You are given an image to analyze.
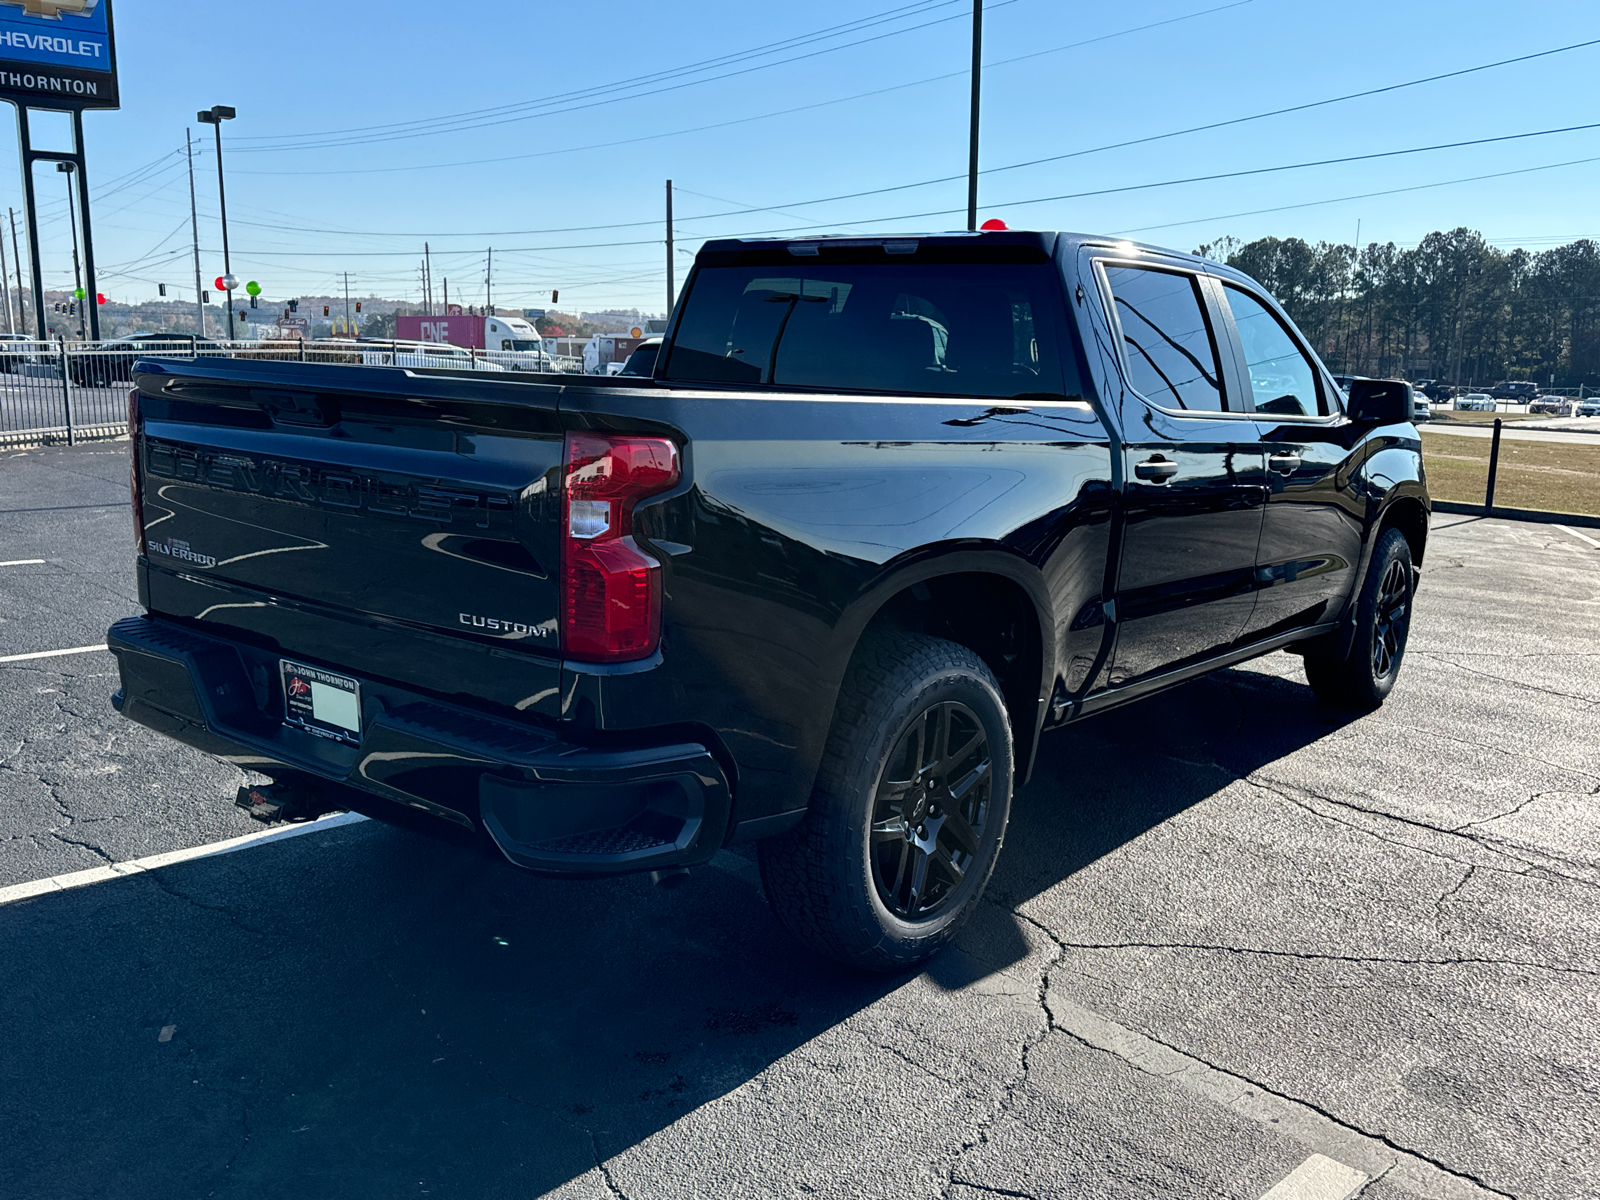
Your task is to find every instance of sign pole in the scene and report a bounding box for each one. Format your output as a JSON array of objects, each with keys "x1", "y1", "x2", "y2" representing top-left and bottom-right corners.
[
  {"x1": 72, "y1": 111, "x2": 99, "y2": 340},
  {"x1": 17, "y1": 107, "x2": 45, "y2": 342},
  {"x1": 0, "y1": 208, "x2": 13, "y2": 334},
  {"x1": 186, "y1": 128, "x2": 204, "y2": 338},
  {"x1": 9, "y1": 208, "x2": 25, "y2": 337}
]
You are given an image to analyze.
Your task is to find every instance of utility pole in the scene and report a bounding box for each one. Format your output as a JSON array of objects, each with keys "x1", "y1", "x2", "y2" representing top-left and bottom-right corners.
[
  {"x1": 665, "y1": 179, "x2": 675, "y2": 315},
  {"x1": 185, "y1": 129, "x2": 205, "y2": 338},
  {"x1": 967, "y1": 0, "x2": 982, "y2": 231},
  {"x1": 424, "y1": 242, "x2": 433, "y2": 315},
  {"x1": 0, "y1": 214, "x2": 13, "y2": 334},
  {"x1": 485, "y1": 247, "x2": 492, "y2": 315},
  {"x1": 9, "y1": 209, "x2": 26, "y2": 336},
  {"x1": 443, "y1": 277, "x2": 449, "y2": 314},
  {"x1": 343, "y1": 271, "x2": 351, "y2": 331}
]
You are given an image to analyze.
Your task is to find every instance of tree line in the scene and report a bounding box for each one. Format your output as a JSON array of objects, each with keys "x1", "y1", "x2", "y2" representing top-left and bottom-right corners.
[{"x1": 1195, "y1": 228, "x2": 1600, "y2": 389}]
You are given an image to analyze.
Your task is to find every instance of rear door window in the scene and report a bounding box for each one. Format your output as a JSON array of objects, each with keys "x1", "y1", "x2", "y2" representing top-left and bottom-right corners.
[
  {"x1": 663, "y1": 263, "x2": 1071, "y2": 400},
  {"x1": 1222, "y1": 285, "x2": 1328, "y2": 417},
  {"x1": 1100, "y1": 264, "x2": 1227, "y2": 413}
]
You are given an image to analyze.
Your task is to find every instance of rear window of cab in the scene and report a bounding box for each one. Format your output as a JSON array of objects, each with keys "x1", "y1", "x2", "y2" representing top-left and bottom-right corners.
[{"x1": 662, "y1": 262, "x2": 1079, "y2": 401}]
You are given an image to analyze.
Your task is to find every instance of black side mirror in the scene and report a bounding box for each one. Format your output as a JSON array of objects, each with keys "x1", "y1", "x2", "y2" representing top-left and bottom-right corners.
[{"x1": 1346, "y1": 378, "x2": 1413, "y2": 424}]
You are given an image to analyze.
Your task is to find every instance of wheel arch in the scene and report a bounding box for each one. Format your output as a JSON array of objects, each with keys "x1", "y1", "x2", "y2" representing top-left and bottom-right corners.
[{"x1": 827, "y1": 549, "x2": 1055, "y2": 787}]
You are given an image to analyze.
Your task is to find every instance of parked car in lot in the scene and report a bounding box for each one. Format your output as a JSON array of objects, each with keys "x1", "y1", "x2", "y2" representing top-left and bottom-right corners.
[
  {"x1": 1489, "y1": 380, "x2": 1537, "y2": 403},
  {"x1": 1576, "y1": 398, "x2": 1600, "y2": 417},
  {"x1": 110, "y1": 229, "x2": 1428, "y2": 971},
  {"x1": 0, "y1": 331, "x2": 40, "y2": 373},
  {"x1": 67, "y1": 333, "x2": 223, "y2": 386},
  {"x1": 1417, "y1": 380, "x2": 1456, "y2": 402},
  {"x1": 359, "y1": 340, "x2": 507, "y2": 372},
  {"x1": 1529, "y1": 397, "x2": 1574, "y2": 416},
  {"x1": 1455, "y1": 393, "x2": 1497, "y2": 411}
]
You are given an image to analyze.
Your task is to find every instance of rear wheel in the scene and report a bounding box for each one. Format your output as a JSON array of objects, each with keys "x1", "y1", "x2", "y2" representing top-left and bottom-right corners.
[
  {"x1": 1304, "y1": 526, "x2": 1415, "y2": 708},
  {"x1": 758, "y1": 633, "x2": 1013, "y2": 972}
]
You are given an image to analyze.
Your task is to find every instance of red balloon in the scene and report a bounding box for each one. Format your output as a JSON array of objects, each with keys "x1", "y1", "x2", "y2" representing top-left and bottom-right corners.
[
  {"x1": 96, "y1": 293, "x2": 106, "y2": 305},
  {"x1": 980, "y1": 218, "x2": 1009, "y2": 231},
  {"x1": 214, "y1": 276, "x2": 226, "y2": 291}
]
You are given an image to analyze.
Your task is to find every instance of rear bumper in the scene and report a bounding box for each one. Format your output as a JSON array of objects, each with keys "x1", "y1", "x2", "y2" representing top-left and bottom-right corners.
[{"x1": 107, "y1": 615, "x2": 732, "y2": 875}]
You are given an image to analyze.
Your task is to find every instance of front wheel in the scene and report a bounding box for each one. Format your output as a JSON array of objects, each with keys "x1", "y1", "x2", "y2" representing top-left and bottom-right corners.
[
  {"x1": 758, "y1": 633, "x2": 1013, "y2": 972},
  {"x1": 1304, "y1": 526, "x2": 1415, "y2": 708}
]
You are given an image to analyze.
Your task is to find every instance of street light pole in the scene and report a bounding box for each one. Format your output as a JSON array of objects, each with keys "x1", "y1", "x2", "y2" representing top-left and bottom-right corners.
[
  {"x1": 967, "y1": 0, "x2": 982, "y2": 231},
  {"x1": 57, "y1": 162, "x2": 84, "y2": 339},
  {"x1": 197, "y1": 106, "x2": 237, "y2": 339}
]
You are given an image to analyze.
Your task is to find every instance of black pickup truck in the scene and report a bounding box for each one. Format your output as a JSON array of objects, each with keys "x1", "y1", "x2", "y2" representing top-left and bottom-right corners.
[{"x1": 109, "y1": 230, "x2": 1427, "y2": 970}]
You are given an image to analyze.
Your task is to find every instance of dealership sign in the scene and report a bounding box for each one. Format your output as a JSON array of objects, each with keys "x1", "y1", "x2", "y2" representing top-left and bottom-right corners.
[{"x1": 0, "y1": 0, "x2": 117, "y2": 109}]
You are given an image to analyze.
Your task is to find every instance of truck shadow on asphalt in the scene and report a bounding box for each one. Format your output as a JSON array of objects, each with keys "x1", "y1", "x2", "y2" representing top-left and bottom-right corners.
[{"x1": 0, "y1": 664, "x2": 1355, "y2": 1200}]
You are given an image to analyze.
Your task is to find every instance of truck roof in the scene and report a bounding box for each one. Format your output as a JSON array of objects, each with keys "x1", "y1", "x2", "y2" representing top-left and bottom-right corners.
[{"x1": 694, "y1": 229, "x2": 1213, "y2": 270}]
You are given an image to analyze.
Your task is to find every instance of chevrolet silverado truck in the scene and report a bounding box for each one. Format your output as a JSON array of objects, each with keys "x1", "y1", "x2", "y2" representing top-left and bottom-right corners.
[{"x1": 108, "y1": 230, "x2": 1427, "y2": 971}]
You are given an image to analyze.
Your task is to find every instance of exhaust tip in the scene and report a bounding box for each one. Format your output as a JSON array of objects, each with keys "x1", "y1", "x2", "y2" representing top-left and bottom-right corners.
[{"x1": 649, "y1": 867, "x2": 692, "y2": 890}]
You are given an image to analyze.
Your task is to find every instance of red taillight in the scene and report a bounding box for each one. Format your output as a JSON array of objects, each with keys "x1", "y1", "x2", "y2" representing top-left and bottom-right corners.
[
  {"x1": 128, "y1": 388, "x2": 145, "y2": 556},
  {"x1": 561, "y1": 432, "x2": 679, "y2": 662}
]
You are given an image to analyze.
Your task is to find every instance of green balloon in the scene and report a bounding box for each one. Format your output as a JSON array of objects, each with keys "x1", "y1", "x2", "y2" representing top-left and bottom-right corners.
[
  {"x1": 245, "y1": 281, "x2": 261, "y2": 296},
  {"x1": 73, "y1": 287, "x2": 85, "y2": 299}
]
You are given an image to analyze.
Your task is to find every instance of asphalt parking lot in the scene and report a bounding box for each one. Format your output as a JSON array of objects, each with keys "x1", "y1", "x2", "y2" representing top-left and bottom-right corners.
[{"x1": 2, "y1": 441, "x2": 1597, "y2": 1200}]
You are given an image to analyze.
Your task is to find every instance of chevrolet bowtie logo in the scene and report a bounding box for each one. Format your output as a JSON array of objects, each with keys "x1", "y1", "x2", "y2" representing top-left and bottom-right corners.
[{"x1": 0, "y1": 0, "x2": 99, "y2": 18}]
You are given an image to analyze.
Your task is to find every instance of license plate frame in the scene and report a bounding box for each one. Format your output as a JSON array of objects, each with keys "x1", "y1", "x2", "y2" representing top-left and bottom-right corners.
[{"x1": 279, "y1": 660, "x2": 362, "y2": 744}]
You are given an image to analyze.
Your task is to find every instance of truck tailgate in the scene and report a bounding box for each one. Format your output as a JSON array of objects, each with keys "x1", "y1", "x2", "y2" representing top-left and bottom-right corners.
[{"x1": 133, "y1": 358, "x2": 567, "y2": 720}]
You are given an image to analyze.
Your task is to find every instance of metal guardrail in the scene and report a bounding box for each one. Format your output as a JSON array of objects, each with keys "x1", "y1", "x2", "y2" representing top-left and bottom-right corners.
[{"x1": 0, "y1": 337, "x2": 588, "y2": 448}]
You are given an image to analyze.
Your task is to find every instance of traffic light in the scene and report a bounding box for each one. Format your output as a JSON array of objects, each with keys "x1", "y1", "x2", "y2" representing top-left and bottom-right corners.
[
  {"x1": 355, "y1": 301, "x2": 361, "y2": 313},
  {"x1": 323, "y1": 305, "x2": 330, "y2": 317},
  {"x1": 288, "y1": 298, "x2": 298, "y2": 313},
  {"x1": 158, "y1": 283, "x2": 166, "y2": 297},
  {"x1": 551, "y1": 290, "x2": 559, "y2": 304},
  {"x1": 250, "y1": 295, "x2": 257, "y2": 309},
  {"x1": 202, "y1": 290, "x2": 210, "y2": 303}
]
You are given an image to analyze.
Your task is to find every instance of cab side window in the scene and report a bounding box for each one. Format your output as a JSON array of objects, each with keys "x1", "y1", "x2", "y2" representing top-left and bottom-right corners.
[
  {"x1": 1101, "y1": 264, "x2": 1226, "y2": 413},
  {"x1": 1224, "y1": 285, "x2": 1327, "y2": 417}
]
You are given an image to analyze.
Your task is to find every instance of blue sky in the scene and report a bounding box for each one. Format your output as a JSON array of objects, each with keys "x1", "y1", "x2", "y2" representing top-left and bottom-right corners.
[{"x1": 7, "y1": 0, "x2": 1597, "y2": 315}]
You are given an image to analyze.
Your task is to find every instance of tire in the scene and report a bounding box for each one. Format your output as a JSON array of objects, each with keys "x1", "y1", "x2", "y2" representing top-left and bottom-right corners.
[
  {"x1": 758, "y1": 632, "x2": 1014, "y2": 972},
  {"x1": 1304, "y1": 526, "x2": 1415, "y2": 708}
]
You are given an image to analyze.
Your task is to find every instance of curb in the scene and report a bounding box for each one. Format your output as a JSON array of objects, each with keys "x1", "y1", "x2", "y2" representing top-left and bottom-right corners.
[{"x1": 1431, "y1": 500, "x2": 1600, "y2": 529}]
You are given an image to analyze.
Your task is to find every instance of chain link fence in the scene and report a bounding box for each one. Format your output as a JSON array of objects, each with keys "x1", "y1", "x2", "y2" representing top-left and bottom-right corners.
[{"x1": 0, "y1": 337, "x2": 587, "y2": 449}]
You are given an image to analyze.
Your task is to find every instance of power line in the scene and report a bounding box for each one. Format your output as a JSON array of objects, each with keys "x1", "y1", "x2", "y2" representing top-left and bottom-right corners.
[
  {"x1": 229, "y1": 0, "x2": 1259, "y2": 179},
  {"x1": 1117, "y1": 155, "x2": 1600, "y2": 238},
  {"x1": 192, "y1": 118, "x2": 1600, "y2": 260},
  {"x1": 229, "y1": 1, "x2": 960, "y2": 148},
  {"x1": 213, "y1": 33, "x2": 1600, "y2": 241},
  {"x1": 231, "y1": 1, "x2": 1019, "y2": 155}
]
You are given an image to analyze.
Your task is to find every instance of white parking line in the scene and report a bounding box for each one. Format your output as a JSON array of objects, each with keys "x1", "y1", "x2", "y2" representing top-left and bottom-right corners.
[
  {"x1": 0, "y1": 558, "x2": 45, "y2": 566},
  {"x1": 0, "y1": 811, "x2": 369, "y2": 907},
  {"x1": 0, "y1": 644, "x2": 108, "y2": 664},
  {"x1": 1260, "y1": 1154, "x2": 1368, "y2": 1200},
  {"x1": 1555, "y1": 524, "x2": 1600, "y2": 549}
]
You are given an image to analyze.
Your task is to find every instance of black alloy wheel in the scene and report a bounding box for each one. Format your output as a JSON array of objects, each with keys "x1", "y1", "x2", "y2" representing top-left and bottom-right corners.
[
  {"x1": 758, "y1": 632, "x2": 1014, "y2": 972},
  {"x1": 1303, "y1": 525, "x2": 1415, "y2": 708},
  {"x1": 870, "y1": 700, "x2": 992, "y2": 920},
  {"x1": 1370, "y1": 556, "x2": 1411, "y2": 683}
]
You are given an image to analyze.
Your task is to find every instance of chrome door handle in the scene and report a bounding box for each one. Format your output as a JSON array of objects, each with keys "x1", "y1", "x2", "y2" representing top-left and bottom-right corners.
[
  {"x1": 1269, "y1": 453, "x2": 1301, "y2": 475},
  {"x1": 1134, "y1": 456, "x2": 1179, "y2": 482}
]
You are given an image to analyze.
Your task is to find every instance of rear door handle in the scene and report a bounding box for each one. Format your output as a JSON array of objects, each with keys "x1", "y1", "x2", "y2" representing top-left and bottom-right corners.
[
  {"x1": 1134, "y1": 456, "x2": 1179, "y2": 482},
  {"x1": 1269, "y1": 453, "x2": 1301, "y2": 475}
]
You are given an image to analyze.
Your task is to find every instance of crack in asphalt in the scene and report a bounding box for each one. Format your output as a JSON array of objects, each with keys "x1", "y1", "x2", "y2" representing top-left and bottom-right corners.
[
  {"x1": 1251, "y1": 779, "x2": 1600, "y2": 892},
  {"x1": 1412, "y1": 650, "x2": 1597, "y2": 705},
  {"x1": 1435, "y1": 864, "x2": 1476, "y2": 941},
  {"x1": 1052, "y1": 939, "x2": 1598, "y2": 979},
  {"x1": 940, "y1": 912, "x2": 1061, "y2": 1200},
  {"x1": 995, "y1": 910, "x2": 1519, "y2": 1200},
  {"x1": 140, "y1": 870, "x2": 274, "y2": 937}
]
